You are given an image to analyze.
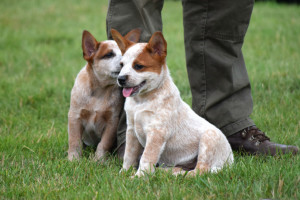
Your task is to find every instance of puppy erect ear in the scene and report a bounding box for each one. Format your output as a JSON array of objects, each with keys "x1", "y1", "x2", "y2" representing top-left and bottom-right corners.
[
  {"x1": 82, "y1": 30, "x2": 99, "y2": 61},
  {"x1": 111, "y1": 29, "x2": 132, "y2": 55},
  {"x1": 147, "y1": 32, "x2": 167, "y2": 60},
  {"x1": 124, "y1": 29, "x2": 141, "y2": 43}
]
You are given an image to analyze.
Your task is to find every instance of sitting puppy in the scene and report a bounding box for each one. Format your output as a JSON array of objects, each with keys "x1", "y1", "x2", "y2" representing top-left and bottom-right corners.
[
  {"x1": 68, "y1": 30, "x2": 140, "y2": 161},
  {"x1": 111, "y1": 29, "x2": 234, "y2": 176}
]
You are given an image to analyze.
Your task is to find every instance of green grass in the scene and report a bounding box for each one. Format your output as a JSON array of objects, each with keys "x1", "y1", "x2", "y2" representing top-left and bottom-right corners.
[{"x1": 0, "y1": 0, "x2": 299, "y2": 199}]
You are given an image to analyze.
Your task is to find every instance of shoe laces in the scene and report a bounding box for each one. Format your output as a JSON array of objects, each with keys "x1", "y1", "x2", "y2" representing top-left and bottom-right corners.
[{"x1": 241, "y1": 126, "x2": 270, "y2": 144}]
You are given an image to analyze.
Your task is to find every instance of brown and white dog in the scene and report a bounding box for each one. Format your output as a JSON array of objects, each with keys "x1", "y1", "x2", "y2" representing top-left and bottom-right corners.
[
  {"x1": 111, "y1": 29, "x2": 234, "y2": 176},
  {"x1": 67, "y1": 30, "x2": 140, "y2": 161}
]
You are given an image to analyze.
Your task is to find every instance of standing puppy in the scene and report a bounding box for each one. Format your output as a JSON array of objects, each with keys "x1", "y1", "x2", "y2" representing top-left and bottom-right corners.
[
  {"x1": 68, "y1": 30, "x2": 140, "y2": 161},
  {"x1": 111, "y1": 29, "x2": 234, "y2": 176}
]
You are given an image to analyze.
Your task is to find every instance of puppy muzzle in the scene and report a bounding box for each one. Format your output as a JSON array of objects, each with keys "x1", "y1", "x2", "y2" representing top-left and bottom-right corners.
[{"x1": 117, "y1": 75, "x2": 128, "y2": 86}]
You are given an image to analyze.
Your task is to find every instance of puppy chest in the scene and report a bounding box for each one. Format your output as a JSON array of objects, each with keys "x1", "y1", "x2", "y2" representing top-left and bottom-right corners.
[
  {"x1": 133, "y1": 119, "x2": 147, "y2": 147},
  {"x1": 128, "y1": 107, "x2": 162, "y2": 145},
  {"x1": 132, "y1": 113, "x2": 160, "y2": 147},
  {"x1": 80, "y1": 108, "x2": 112, "y2": 145},
  {"x1": 134, "y1": 115, "x2": 147, "y2": 147}
]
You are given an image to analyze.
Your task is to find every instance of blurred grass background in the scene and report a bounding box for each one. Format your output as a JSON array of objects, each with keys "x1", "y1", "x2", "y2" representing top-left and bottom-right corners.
[{"x1": 0, "y1": 0, "x2": 299, "y2": 199}]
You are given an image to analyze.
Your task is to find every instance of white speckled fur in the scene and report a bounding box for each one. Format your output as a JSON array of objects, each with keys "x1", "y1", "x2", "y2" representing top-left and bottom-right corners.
[{"x1": 116, "y1": 32, "x2": 234, "y2": 177}]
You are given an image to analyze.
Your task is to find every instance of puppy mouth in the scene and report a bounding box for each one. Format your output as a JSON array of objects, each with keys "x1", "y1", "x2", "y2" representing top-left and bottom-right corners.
[{"x1": 122, "y1": 81, "x2": 146, "y2": 98}]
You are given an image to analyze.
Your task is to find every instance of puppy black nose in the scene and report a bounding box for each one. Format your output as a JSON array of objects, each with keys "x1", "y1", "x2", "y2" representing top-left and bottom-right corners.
[{"x1": 118, "y1": 75, "x2": 127, "y2": 86}]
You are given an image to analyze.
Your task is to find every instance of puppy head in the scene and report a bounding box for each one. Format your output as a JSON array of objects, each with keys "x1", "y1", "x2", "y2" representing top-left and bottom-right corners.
[
  {"x1": 82, "y1": 30, "x2": 122, "y2": 79},
  {"x1": 82, "y1": 30, "x2": 140, "y2": 80},
  {"x1": 111, "y1": 29, "x2": 167, "y2": 98}
]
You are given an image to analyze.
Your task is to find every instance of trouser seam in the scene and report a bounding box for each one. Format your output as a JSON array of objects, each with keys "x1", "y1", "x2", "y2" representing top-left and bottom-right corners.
[{"x1": 198, "y1": 0, "x2": 208, "y2": 116}]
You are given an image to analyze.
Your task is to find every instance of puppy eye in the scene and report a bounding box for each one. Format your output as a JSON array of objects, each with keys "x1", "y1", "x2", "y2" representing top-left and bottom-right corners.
[
  {"x1": 120, "y1": 62, "x2": 124, "y2": 68},
  {"x1": 102, "y1": 51, "x2": 115, "y2": 59},
  {"x1": 133, "y1": 64, "x2": 145, "y2": 70}
]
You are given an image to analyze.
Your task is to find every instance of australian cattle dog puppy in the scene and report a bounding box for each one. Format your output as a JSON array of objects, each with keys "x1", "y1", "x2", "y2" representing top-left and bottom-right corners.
[
  {"x1": 68, "y1": 30, "x2": 140, "y2": 161},
  {"x1": 111, "y1": 29, "x2": 234, "y2": 176}
]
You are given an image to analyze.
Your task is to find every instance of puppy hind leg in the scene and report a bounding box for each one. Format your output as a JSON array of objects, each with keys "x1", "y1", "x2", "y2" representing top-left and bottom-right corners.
[
  {"x1": 187, "y1": 130, "x2": 219, "y2": 176},
  {"x1": 186, "y1": 162, "x2": 210, "y2": 177}
]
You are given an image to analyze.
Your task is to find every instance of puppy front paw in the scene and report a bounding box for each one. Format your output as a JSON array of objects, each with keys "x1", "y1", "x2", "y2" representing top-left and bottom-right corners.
[
  {"x1": 93, "y1": 150, "x2": 108, "y2": 163},
  {"x1": 134, "y1": 169, "x2": 145, "y2": 177},
  {"x1": 119, "y1": 167, "x2": 128, "y2": 174},
  {"x1": 68, "y1": 151, "x2": 80, "y2": 161}
]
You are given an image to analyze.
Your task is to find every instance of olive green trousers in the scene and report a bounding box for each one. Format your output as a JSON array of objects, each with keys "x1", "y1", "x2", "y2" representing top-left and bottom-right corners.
[{"x1": 106, "y1": 0, "x2": 255, "y2": 148}]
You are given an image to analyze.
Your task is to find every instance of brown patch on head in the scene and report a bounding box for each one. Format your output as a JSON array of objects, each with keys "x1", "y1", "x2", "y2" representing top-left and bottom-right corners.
[
  {"x1": 132, "y1": 32, "x2": 167, "y2": 74},
  {"x1": 94, "y1": 43, "x2": 113, "y2": 60},
  {"x1": 133, "y1": 46, "x2": 165, "y2": 74}
]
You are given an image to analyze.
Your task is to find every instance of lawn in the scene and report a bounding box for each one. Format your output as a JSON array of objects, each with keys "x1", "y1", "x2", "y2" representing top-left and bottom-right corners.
[{"x1": 0, "y1": 0, "x2": 299, "y2": 199}]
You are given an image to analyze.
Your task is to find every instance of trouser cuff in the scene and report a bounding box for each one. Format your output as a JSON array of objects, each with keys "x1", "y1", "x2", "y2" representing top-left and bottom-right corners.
[{"x1": 220, "y1": 117, "x2": 255, "y2": 137}]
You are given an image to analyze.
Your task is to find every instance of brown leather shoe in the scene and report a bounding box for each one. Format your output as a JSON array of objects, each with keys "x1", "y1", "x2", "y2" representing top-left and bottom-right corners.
[{"x1": 227, "y1": 126, "x2": 299, "y2": 156}]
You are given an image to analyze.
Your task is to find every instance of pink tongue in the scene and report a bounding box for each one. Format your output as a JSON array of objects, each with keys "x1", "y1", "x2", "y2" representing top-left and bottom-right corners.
[{"x1": 122, "y1": 88, "x2": 134, "y2": 97}]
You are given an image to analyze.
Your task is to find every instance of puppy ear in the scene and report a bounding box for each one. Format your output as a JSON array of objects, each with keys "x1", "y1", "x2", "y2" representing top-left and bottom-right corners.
[
  {"x1": 147, "y1": 32, "x2": 167, "y2": 59},
  {"x1": 124, "y1": 28, "x2": 141, "y2": 43},
  {"x1": 111, "y1": 29, "x2": 132, "y2": 55},
  {"x1": 82, "y1": 30, "x2": 99, "y2": 61}
]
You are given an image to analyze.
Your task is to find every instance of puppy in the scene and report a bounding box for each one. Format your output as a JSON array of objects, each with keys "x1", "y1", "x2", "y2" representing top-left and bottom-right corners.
[
  {"x1": 111, "y1": 29, "x2": 234, "y2": 176},
  {"x1": 68, "y1": 30, "x2": 140, "y2": 161}
]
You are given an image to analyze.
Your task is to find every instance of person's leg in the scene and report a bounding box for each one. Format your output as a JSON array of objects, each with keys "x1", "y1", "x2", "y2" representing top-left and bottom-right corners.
[
  {"x1": 182, "y1": 0, "x2": 254, "y2": 136},
  {"x1": 181, "y1": 0, "x2": 298, "y2": 155},
  {"x1": 106, "y1": 0, "x2": 164, "y2": 158}
]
